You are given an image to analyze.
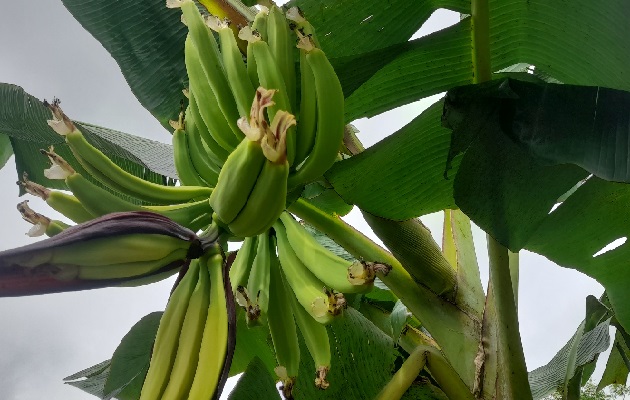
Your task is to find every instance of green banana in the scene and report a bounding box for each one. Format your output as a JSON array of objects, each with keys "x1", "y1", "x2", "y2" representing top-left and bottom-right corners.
[
  {"x1": 227, "y1": 159, "x2": 288, "y2": 237},
  {"x1": 185, "y1": 36, "x2": 240, "y2": 152},
  {"x1": 187, "y1": 90, "x2": 230, "y2": 165},
  {"x1": 267, "y1": 5, "x2": 296, "y2": 111},
  {"x1": 280, "y1": 213, "x2": 387, "y2": 293},
  {"x1": 287, "y1": 277, "x2": 331, "y2": 390},
  {"x1": 229, "y1": 235, "x2": 258, "y2": 293},
  {"x1": 171, "y1": 112, "x2": 208, "y2": 187},
  {"x1": 267, "y1": 234, "x2": 300, "y2": 398},
  {"x1": 244, "y1": 231, "x2": 271, "y2": 323},
  {"x1": 287, "y1": 35, "x2": 344, "y2": 188},
  {"x1": 246, "y1": 7, "x2": 269, "y2": 88},
  {"x1": 48, "y1": 234, "x2": 192, "y2": 268},
  {"x1": 61, "y1": 131, "x2": 211, "y2": 204},
  {"x1": 274, "y1": 221, "x2": 346, "y2": 324},
  {"x1": 293, "y1": 40, "x2": 317, "y2": 167},
  {"x1": 77, "y1": 247, "x2": 190, "y2": 280},
  {"x1": 209, "y1": 138, "x2": 265, "y2": 224},
  {"x1": 242, "y1": 30, "x2": 291, "y2": 116},
  {"x1": 226, "y1": 110, "x2": 296, "y2": 237},
  {"x1": 188, "y1": 253, "x2": 228, "y2": 399},
  {"x1": 184, "y1": 103, "x2": 221, "y2": 185},
  {"x1": 177, "y1": 0, "x2": 243, "y2": 144},
  {"x1": 140, "y1": 259, "x2": 200, "y2": 400},
  {"x1": 207, "y1": 16, "x2": 256, "y2": 118},
  {"x1": 64, "y1": 171, "x2": 212, "y2": 231},
  {"x1": 19, "y1": 174, "x2": 94, "y2": 223},
  {"x1": 160, "y1": 256, "x2": 210, "y2": 399}
]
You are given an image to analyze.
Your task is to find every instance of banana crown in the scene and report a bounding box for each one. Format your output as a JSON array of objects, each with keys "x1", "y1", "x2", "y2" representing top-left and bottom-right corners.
[
  {"x1": 41, "y1": 146, "x2": 74, "y2": 180},
  {"x1": 17, "y1": 200, "x2": 50, "y2": 237}
]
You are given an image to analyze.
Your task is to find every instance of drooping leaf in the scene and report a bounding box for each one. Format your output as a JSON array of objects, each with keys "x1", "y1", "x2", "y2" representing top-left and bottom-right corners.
[
  {"x1": 227, "y1": 357, "x2": 281, "y2": 400},
  {"x1": 103, "y1": 312, "x2": 163, "y2": 399},
  {"x1": 527, "y1": 297, "x2": 611, "y2": 400},
  {"x1": 64, "y1": 360, "x2": 111, "y2": 398},
  {"x1": 598, "y1": 331, "x2": 630, "y2": 391},
  {"x1": 526, "y1": 177, "x2": 630, "y2": 333},
  {"x1": 328, "y1": 101, "x2": 459, "y2": 220},
  {"x1": 0, "y1": 133, "x2": 13, "y2": 169},
  {"x1": 0, "y1": 83, "x2": 175, "y2": 195},
  {"x1": 293, "y1": 308, "x2": 398, "y2": 400},
  {"x1": 443, "y1": 80, "x2": 589, "y2": 251},
  {"x1": 445, "y1": 79, "x2": 630, "y2": 183},
  {"x1": 60, "y1": 0, "x2": 187, "y2": 128}
]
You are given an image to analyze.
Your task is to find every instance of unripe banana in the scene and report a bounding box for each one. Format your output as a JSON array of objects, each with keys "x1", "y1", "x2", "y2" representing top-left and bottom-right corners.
[
  {"x1": 227, "y1": 159, "x2": 289, "y2": 237},
  {"x1": 64, "y1": 171, "x2": 212, "y2": 231},
  {"x1": 273, "y1": 221, "x2": 346, "y2": 324},
  {"x1": 183, "y1": 106, "x2": 220, "y2": 186},
  {"x1": 18, "y1": 175, "x2": 94, "y2": 223},
  {"x1": 293, "y1": 43, "x2": 317, "y2": 167},
  {"x1": 160, "y1": 256, "x2": 210, "y2": 399},
  {"x1": 247, "y1": 7, "x2": 269, "y2": 88},
  {"x1": 287, "y1": 278, "x2": 331, "y2": 390},
  {"x1": 188, "y1": 253, "x2": 229, "y2": 399},
  {"x1": 267, "y1": 234, "x2": 300, "y2": 398},
  {"x1": 209, "y1": 138, "x2": 265, "y2": 224},
  {"x1": 239, "y1": 27, "x2": 296, "y2": 165},
  {"x1": 187, "y1": 86, "x2": 231, "y2": 163},
  {"x1": 227, "y1": 109, "x2": 296, "y2": 237},
  {"x1": 267, "y1": 5, "x2": 296, "y2": 111},
  {"x1": 280, "y1": 213, "x2": 389, "y2": 293},
  {"x1": 229, "y1": 235, "x2": 258, "y2": 293},
  {"x1": 176, "y1": 1, "x2": 243, "y2": 143},
  {"x1": 171, "y1": 112, "x2": 208, "y2": 187},
  {"x1": 62, "y1": 131, "x2": 211, "y2": 204},
  {"x1": 76, "y1": 247, "x2": 189, "y2": 280},
  {"x1": 184, "y1": 35, "x2": 241, "y2": 152},
  {"x1": 244, "y1": 231, "x2": 271, "y2": 323},
  {"x1": 140, "y1": 259, "x2": 200, "y2": 400},
  {"x1": 207, "y1": 16, "x2": 256, "y2": 118},
  {"x1": 49, "y1": 234, "x2": 192, "y2": 267},
  {"x1": 287, "y1": 36, "x2": 344, "y2": 188}
]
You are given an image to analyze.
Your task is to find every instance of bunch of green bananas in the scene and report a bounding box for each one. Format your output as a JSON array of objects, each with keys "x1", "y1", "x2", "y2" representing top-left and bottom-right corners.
[
  {"x1": 229, "y1": 213, "x2": 391, "y2": 397},
  {"x1": 140, "y1": 250, "x2": 234, "y2": 400},
  {"x1": 164, "y1": 0, "x2": 344, "y2": 237}
]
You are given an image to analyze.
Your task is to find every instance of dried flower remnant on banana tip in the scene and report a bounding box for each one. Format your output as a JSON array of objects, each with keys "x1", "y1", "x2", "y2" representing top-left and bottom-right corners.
[
  {"x1": 348, "y1": 260, "x2": 392, "y2": 285},
  {"x1": 17, "y1": 200, "x2": 51, "y2": 237},
  {"x1": 40, "y1": 147, "x2": 75, "y2": 180},
  {"x1": 44, "y1": 98, "x2": 78, "y2": 136},
  {"x1": 18, "y1": 173, "x2": 51, "y2": 200},
  {"x1": 237, "y1": 86, "x2": 278, "y2": 143}
]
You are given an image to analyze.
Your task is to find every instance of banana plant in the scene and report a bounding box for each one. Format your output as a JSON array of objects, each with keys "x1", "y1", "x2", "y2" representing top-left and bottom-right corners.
[{"x1": 0, "y1": 0, "x2": 629, "y2": 399}]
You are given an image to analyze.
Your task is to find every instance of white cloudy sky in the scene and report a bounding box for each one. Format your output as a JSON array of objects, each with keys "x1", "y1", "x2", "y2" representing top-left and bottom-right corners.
[{"x1": 0, "y1": 2, "x2": 610, "y2": 399}]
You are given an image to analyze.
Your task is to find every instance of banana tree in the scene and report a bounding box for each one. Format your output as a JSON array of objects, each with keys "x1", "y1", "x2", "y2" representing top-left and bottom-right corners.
[{"x1": 0, "y1": 0, "x2": 629, "y2": 399}]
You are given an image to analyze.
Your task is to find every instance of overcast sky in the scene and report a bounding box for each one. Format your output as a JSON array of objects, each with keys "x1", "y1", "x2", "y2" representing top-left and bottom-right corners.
[{"x1": 0, "y1": 2, "x2": 610, "y2": 399}]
